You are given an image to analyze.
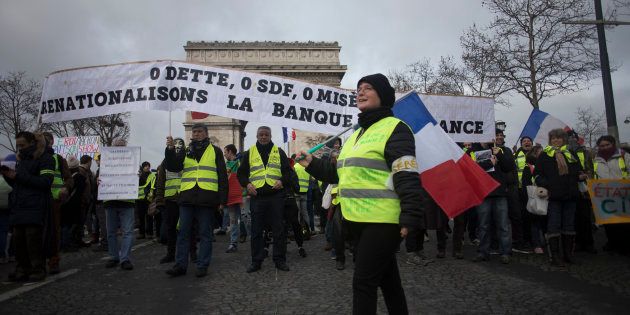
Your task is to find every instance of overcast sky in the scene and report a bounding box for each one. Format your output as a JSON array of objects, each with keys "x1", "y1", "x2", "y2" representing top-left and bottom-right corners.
[{"x1": 1, "y1": 0, "x2": 629, "y2": 164}]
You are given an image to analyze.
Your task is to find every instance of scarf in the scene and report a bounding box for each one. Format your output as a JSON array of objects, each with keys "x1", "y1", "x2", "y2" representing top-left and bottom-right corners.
[
  {"x1": 186, "y1": 138, "x2": 210, "y2": 159},
  {"x1": 357, "y1": 107, "x2": 393, "y2": 129},
  {"x1": 544, "y1": 145, "x2": 574, "y2": 176},
  {"x1": 597, "y1": 147, "x2": 617, "y2": 162}
]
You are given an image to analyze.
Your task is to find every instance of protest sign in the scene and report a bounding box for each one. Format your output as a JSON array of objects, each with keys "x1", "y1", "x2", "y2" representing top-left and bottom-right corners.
[
  {"x1": 587, "y1": 179, "x2": 630, "y2": 225},
  {"x1": 40, "y1": 61, "x2": 495, "y2": 141},
  {"x1": 97, "y1": 146, "x2": 140, "y2": 201},
  {"x1": 52, "y1": 136, "x2": 101, "y2": 160}
]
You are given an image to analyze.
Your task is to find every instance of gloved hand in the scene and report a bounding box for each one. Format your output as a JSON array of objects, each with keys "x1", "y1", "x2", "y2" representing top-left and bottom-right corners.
[{"x1": 536, "y1": 187, "x2": 548, "y2": 199}]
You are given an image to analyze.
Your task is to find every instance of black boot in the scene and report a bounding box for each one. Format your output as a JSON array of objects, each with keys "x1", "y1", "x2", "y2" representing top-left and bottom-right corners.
[
  {"x1": 562, "y1": 234, "x2": 577, "y2": 265},
  {"x1": 547, "y1": 235, "x2": 565, "y2": 267}
]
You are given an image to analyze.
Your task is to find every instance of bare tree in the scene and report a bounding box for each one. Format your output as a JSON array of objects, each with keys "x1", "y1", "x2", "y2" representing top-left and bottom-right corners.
[
  {"x1": 388, "y1": 57, "x2": 468, "y2": 95},
  {"x1": 460, "y1": 24, "x2": 511, "y2": 105},
  {"x1": 87, "y1": 113, "x2": 130, "y2": 146},
  {"x1": 462, "y1": 0, "x2": 618, "y2": 108},
  {"x1": 428, "y1": 56, "x2": 466, "y2": 95},
  {"x1": 575, "y1": 106, "x2": 606, "y2": 148},
  {"x1": 0, "y1": 72, "x2": 40, "y2": 152}
]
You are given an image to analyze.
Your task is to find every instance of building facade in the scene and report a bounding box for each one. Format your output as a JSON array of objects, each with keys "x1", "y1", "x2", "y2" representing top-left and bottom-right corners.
[{"x1": 183, "y1": 41, "x2": 347, "y2": 154}]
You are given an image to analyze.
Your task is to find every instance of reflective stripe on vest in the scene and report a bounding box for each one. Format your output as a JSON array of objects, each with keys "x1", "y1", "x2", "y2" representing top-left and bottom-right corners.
[
  {"x1": 594, "y1": 158, "x2": 628, "y2": 179},
  {"x1": 180, "y1": 145, "x2": 219, "y2": 192},
  {"x1": 294, "y1": 164, "x2": 310, "y2": 193},
  {"x1": 51, "y1": 154, "x2": 64, "y2": 200},
  {"x1": 516, "y1": 150, "x2": 526, "y2": 188},
  {"x1": 249, "y1": 144, "x2": 282, "y2": 189},
  {"x1": 337, "y1": 116, "x2": 402, "y2": 224},
  {"x1": 138, "y1": 172, "x2": 155, "y2": 199}
]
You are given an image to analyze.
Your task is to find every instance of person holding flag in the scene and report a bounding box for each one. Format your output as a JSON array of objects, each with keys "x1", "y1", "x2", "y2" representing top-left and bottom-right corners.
[{"x1": 298, "y1": 73, "x2": 423, "y2": 315}]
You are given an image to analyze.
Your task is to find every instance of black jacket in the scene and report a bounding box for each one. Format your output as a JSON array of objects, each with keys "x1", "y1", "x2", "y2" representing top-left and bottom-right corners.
[
  {"x1": 304, "y1": 107, "x2": 424, "y2": 229},
  {"x1": 534, "y1": 150, "x2": 581, "y2": 201},
  {"x1": 476, "y1": 147, "x2": 514, "y2": 197},
  {"x1": 4, "y1": 133, "x2": 54, "y2": 226},
  {"x1": 165, "y1": 140, "x2": 228, "y2": 207},
  {"x1": 237, "y1": 141, "x2": 291, "y2": 197}
]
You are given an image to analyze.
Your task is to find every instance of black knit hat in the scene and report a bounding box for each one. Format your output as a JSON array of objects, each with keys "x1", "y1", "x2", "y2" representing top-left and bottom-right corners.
[{"x1": 357, "y1": 73, "x2": 396, "y2": 108}]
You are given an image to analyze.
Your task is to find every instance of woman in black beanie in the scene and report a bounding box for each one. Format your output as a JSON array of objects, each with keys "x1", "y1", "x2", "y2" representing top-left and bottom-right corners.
[{"x1": 298, "y1": 73, "x2": 423, "y2": 314}]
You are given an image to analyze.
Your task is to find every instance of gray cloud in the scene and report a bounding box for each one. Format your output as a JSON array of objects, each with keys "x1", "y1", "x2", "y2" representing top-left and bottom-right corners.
[{"x1": 1, "y1": 0, "x2": 628, "y2": 162}]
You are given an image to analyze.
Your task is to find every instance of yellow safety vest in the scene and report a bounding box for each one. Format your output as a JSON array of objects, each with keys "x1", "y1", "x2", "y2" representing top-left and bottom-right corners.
[
  {"x1": 51, "y1": 154, "x2": 64, "y2": 200},
  {"x1": 594, "y1": 158, "x2": 628, "y2": 179},
  {"x1": 294, "y1": 164, "x2": 310, "y2": 193},
  {"x1": 331, "y1": 185, "x2": 340, "y2": 206},
  {"x1": 164, "y1": 170, "x2": 182, "y2": 198},
  {"x1": 577, "y1": 151, "x2": 585, "y2": 170},
  {"x1": 337, "y1": 116, "x2": 403, "y2": 224},
  {"x1": 249, "y1": 144, "x2": 282, "y2": 188},
  {"x1": 464, "y1": 148, "x2": 476, "y2": 161},
  {"x1": 516, "y1": 150, "x2": 526, "y2": 187},
  {"x1": 180, "y1": 145, "x2": 219, "y2": 192},
  {"x1": 138, "y1": 172, "x2": 155, "y2": 200}
]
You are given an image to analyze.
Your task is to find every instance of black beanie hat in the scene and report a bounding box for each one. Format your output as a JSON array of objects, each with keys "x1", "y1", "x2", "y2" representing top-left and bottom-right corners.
[
  {"x1": 520, "y1": 136, "x2": 533, "y2": 144},
  {"x1": 357, "y1": 73, "x2": 396, "y2": 108}
]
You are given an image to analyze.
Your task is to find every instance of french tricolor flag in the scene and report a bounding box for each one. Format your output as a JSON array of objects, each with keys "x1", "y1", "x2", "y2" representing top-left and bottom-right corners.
[
  {"x1": 282, "y1": 127, "x2": 296, "y2": 143},
  {"x1": 519, "y1": 108, "x2": 572, "y2": 146},
  {"x1": 393, "y1": 92, "x2": 499, "y2": 218}
]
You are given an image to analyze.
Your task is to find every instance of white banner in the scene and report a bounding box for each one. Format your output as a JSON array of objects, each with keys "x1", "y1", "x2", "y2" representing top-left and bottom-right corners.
[
  {"x1": 402, "y1": 93, "x2": 495, "y2": 143},
  {"x1": 52, "y1": 136, "x2": 101, "y2": 160},
  {"x1": 97, "y1": 146, "x2": 140, "y2": 201},
  {"x1": 40, "y1": 60, "x2": 359, "y2": 135},
  {"x1": 40, "y1": 60, "x2": 494, "y2": 140}
]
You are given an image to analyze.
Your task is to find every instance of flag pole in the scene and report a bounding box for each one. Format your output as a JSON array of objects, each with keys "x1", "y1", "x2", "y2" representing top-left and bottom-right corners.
[
  {"x1": 295, "y1": 124, "x2": 358, "y2": 161},
  {"x1": 168, "y1": 103, "x2": 172, "y2": 137}
]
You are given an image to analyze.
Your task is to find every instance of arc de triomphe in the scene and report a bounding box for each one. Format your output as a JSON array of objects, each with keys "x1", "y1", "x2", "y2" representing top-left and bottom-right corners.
[{"x1": 183, "y1": 41, "x2": 347, "y2": 155}]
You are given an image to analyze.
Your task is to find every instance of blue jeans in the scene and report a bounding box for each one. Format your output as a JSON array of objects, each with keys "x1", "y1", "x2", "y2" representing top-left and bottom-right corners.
[
  {"x1": 176, "y1": 205, "x2": 214, "y2": 270},
  {"x1": 477, "y1": 197, "x2": 511, "y2": 256},
  {"x1": 106, "y1": 206, "x2": 135, "y2": 263},
  {"x1": 547, "y1": 200, "x2": 576, "y2": 236},
  {"x1": 220, "y1": 209, "x2": 229, "y2": 232},
  {"x1": 227, "y1": 204, "x2": 241, "y2": 245}
]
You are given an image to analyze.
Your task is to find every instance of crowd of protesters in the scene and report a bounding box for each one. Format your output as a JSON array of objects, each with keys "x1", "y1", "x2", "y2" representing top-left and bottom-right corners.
[{"x1": 0, "y1": 75, "x2": 628, "y2": 314}]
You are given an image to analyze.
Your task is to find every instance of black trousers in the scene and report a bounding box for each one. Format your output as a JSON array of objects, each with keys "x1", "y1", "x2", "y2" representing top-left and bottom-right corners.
[
  {"x1": 164, "y1": 200, "x2": 197, "y2": 258},
  {"x1": 349, "y1": 222, "x2": 407, "y2": 315},
  {"x1": 251, "y1": 193, "x2": 286, "y2": 264},
  {"x1": 575, "y1": 195, "x2": 594, "y2": 249},
  {"x1": 452, "y1": 212, "x2": 467, "y2": 253},
  {"x1": 136, "y1": 201, "x2": 154, "y2": 236},
  {"x1": 331, "y1": 204, "x2": 347, "y2": 263},
  {"x1": 284, "y1": 197, "x2": 303, "y2": 248},
  {"x1": 507, "y1": 185, "x2": 524, "y2": 246},
  {"x1": 14, "y1": 224, "x2": 45, "y2": 275}
]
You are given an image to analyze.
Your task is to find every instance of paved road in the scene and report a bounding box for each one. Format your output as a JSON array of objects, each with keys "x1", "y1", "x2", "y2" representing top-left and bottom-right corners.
[{"x1": 0, "y1": 229, "x2": 628, "y2": 314}]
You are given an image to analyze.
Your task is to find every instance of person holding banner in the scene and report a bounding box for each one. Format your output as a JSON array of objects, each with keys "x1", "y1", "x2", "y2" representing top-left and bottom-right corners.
[
  {"x1": 593, "y1": 135, "x2": 630, "y2": 255},
  {"x1": 298, "y1": 73, "x2": 423, "y2": 315},
  {"x1": 238, "y1": 126, "x2": 292, "y2": 273},
  {"x1": 165, "y1": 124, "x2": 228, "y2": 278},
  {"x1": 534, "y1": 129, "x2": 585, "y2": 266}
]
